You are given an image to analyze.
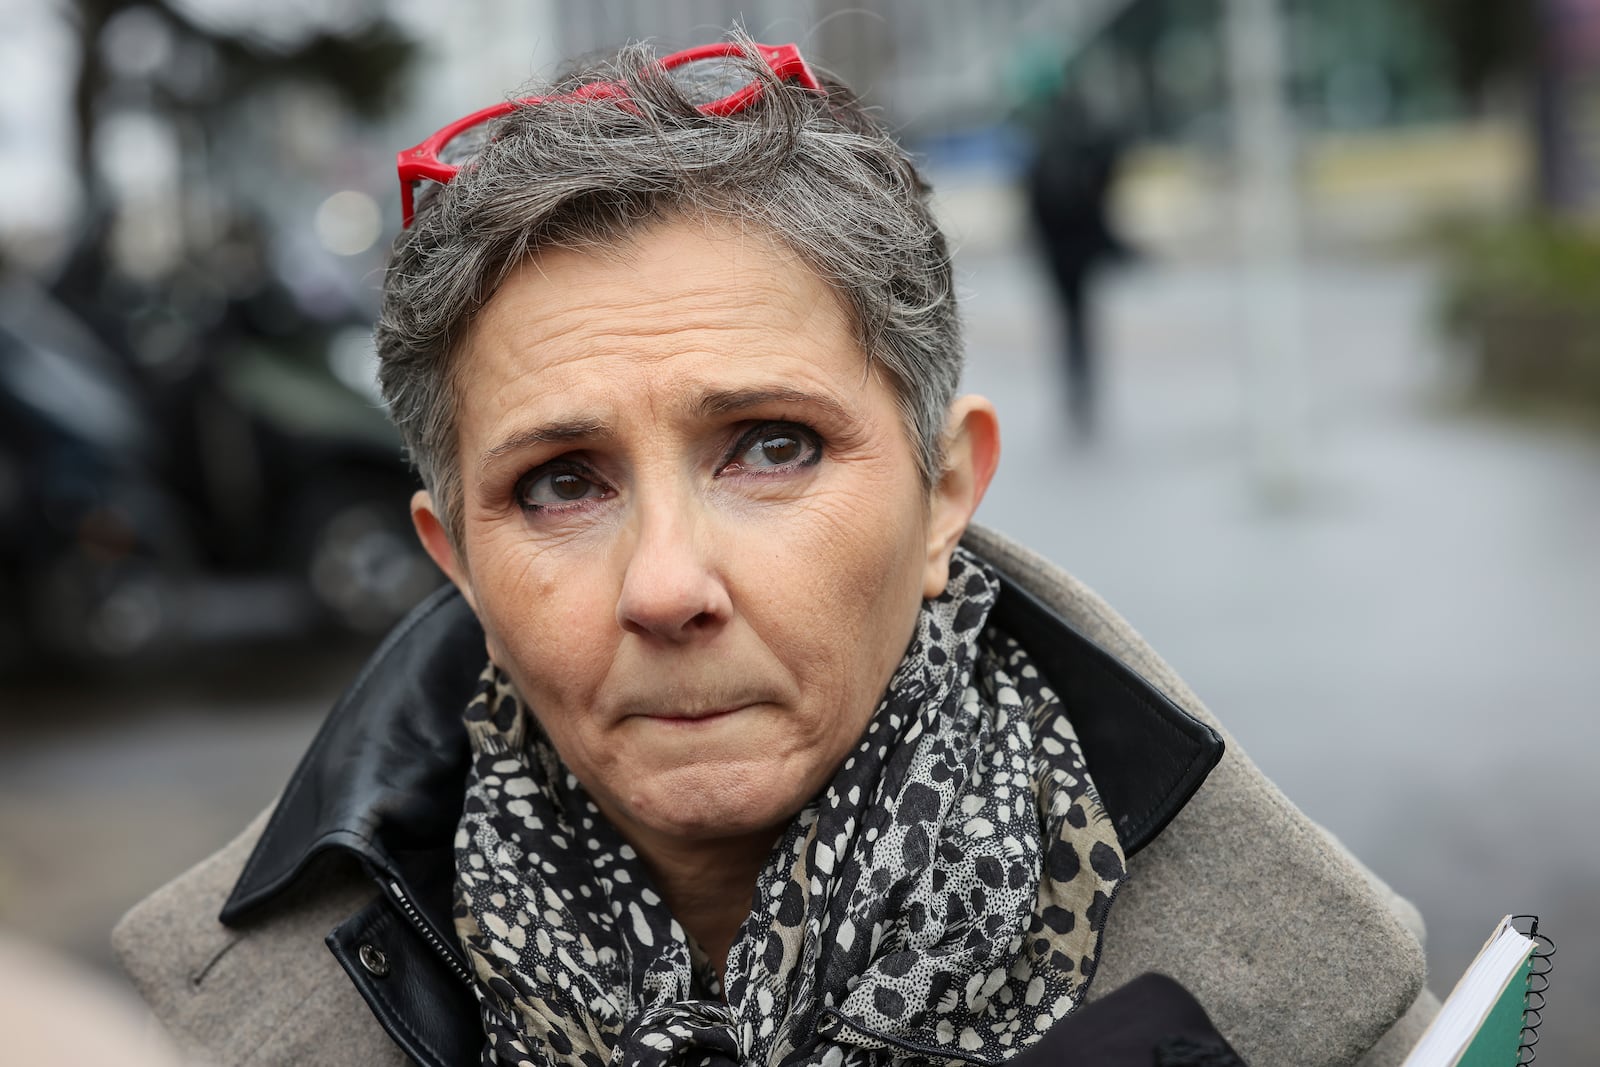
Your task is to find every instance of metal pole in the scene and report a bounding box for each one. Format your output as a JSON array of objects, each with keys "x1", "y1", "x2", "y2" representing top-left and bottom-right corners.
[{"x1": 1224, "y1": 0, "x2": 1309, "y2": 505}]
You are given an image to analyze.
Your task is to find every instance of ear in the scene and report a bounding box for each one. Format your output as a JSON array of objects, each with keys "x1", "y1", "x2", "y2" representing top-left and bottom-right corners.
[
  {"x1": 411, "y1": 489, "x2": 477, "y2": 613},
  {"x1": 923, "y1": 395, "x2": 1001, "y2": 598}
]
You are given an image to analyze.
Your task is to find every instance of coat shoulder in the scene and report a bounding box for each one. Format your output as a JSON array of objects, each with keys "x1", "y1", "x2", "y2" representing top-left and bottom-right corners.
[
  {"x1": 112, "y1": 805, "x2": 408, "y2": 1067},
  {"x1": 965, "y1": 524, "x2": 1435, "y2": 1066}
]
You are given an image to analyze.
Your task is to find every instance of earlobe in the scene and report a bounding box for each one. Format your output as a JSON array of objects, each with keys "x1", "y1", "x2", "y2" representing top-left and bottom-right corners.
[
  {"x1": 923, "y1": 396, "x2": 1001, "y2": 598},
  {"x1": 410, "y1": 490, "x2": 476, "y2": 612}
]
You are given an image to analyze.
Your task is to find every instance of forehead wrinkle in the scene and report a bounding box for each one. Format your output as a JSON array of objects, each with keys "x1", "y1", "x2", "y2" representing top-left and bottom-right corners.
[
  {"x1": 464, "y1": 220, "x2": 854, "y2": 384},
  {"x1": 490, "y1": 229, "x2": 844, "y2": 349},
  {"x1": 456, "y1": 217, "x2": 868, "y2": 467},
  {"x1": 473, "y1": 293, "x2": 815, "y2": 385},
  {"x1": 475, "y1": 298, "x2": 839, "y2": 390}
]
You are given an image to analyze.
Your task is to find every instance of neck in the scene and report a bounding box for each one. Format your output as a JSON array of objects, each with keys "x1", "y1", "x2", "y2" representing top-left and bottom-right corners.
[{"x1": 628, "y1": 826, "x2": 780, "y2": 982}]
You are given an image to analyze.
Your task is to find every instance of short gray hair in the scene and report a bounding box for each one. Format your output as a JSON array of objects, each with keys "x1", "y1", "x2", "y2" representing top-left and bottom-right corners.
[{"x1": 376, "y1": 33, "x2": 962, "y2": 546}]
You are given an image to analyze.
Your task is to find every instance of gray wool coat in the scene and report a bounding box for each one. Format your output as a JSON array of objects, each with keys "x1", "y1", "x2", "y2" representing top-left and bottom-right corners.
[{"x1": 113, "y1": 524, "x2": 1438, "y2": 1065}]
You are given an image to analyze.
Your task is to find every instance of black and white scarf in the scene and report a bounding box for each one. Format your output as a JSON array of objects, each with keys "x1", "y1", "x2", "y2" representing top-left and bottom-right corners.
[{"x1": 453, "y1": 548, "x2": 1127, "y2": 1067}]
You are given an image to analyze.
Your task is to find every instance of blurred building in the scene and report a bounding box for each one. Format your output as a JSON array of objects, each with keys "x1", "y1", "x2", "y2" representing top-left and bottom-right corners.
[
  {"x1": 539, "y1": 0, "x2": 1494, "y2": 140},
  {"x1": 0, "y1": 0, "x2": 1551, "y2": 277}
]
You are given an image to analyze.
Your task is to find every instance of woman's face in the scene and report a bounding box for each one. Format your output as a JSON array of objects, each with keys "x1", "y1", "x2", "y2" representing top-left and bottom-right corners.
[{"x1": 415, "y1": 217, "x2": 991, "y2": 857}]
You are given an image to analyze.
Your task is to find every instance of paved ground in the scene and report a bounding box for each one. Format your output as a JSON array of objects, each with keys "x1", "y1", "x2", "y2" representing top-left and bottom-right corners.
[{"x1": 1, "y1": 243, "x2": 1594, "y2": 1059}]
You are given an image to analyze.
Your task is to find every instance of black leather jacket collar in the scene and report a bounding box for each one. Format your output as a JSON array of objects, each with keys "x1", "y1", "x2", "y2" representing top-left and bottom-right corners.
[
  {"x1": 221, "y1": 582, "x2": 480, "y2": 934},
  {"x1": 221, "y1": 563, "x2": 1223, "y2": 930}
]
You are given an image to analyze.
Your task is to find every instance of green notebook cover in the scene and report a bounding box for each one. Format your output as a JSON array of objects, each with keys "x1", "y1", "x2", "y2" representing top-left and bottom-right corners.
[
  {"x1": 1456, "y1": 950, "x2": 1534, "y2": 1067},
  {"x1": 1401, "y1": 916, "x2": 1548, "y2": 1067}
]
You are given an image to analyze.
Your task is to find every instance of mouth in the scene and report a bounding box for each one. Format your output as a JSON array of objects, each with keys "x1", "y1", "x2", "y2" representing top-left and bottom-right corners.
[{"x1": 635, "y1": 703, "x2": 754, "y2": 726}]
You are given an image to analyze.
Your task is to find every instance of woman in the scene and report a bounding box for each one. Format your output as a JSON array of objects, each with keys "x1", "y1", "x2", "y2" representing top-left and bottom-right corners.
[{"x1": 115, "y1": 37, "x2": 1436, "y2": 1066}]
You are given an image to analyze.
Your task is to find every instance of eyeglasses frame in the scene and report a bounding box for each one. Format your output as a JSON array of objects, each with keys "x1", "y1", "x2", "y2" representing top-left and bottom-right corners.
[{"x1": 396, "y1": 42, "x2": 823, "y2": 228}]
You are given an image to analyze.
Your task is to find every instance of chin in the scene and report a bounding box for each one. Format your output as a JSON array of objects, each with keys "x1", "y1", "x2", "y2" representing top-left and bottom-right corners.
[{"x1": 619, "y1": 765, "x2": 805, "y2": 844}]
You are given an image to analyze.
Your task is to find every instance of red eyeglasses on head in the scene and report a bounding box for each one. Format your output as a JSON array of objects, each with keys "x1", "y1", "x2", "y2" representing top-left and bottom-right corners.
[{"x1": 396, "y1": 41, "x2": 823, "y2": 228}]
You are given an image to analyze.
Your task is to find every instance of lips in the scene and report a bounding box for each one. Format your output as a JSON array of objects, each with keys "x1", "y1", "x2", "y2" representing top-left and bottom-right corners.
[
  {"x1": 614, "y1": 693, "x2": 767, "y2": 725},
  {"x1": 638, "y1": 703, "x2": 751, "y2": 724}
]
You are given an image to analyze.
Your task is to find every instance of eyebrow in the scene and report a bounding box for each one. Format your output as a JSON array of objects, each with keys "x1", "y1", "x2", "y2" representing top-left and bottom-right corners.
[
  {"x1": 696, "y1": 387, "x2": 853, "y2": 423},
  {"x1": 477, "y1": 387, "x2": 855, "y2": 470},
  {"x1": 479, "y1": 418, "x2": 613, "y2": 469}
]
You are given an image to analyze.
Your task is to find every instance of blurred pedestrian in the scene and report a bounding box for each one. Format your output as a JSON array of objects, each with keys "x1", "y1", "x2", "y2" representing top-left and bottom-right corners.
[{"x1": 1024, "y1": 90, "x2": 1132, "y2": 437}]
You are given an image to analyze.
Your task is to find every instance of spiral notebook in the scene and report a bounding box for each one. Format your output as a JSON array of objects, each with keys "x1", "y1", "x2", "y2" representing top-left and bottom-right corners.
[{"x1": 1401, "y1": 915, "x2": 1554, "y2": 1067}]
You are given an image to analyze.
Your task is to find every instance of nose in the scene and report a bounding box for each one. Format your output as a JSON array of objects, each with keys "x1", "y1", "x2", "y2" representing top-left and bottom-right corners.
[{"x1": 615, "y1": 493, "x2": 731, "y2": 642}]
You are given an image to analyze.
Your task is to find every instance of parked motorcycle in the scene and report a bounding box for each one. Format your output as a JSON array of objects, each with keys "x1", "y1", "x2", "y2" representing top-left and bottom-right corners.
[{"x1": 0, "y1": 277, "x2": 437, "y2": 673}]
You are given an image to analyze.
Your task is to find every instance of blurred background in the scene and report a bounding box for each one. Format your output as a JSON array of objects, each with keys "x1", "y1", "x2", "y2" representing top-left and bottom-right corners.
[{"x1": 1, "y1": 0, "x2": 1595, "y2": 1060}]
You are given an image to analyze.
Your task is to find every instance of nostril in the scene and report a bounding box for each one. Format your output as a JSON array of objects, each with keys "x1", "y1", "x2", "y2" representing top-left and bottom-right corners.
[
  {"x1": 618, "y1": 602, "x2": 724, "y2": 640},
  {"x1": 615, "y1": 577, "x2": 731, "y2": 640}
]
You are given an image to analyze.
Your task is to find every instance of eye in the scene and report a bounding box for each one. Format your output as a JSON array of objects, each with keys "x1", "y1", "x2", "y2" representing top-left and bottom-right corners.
[
  {"x1": 722, "y1": 422, "x2": 822, "y2": 474},
  {"x1": 516, "y1": 465, "x2": 609, "y2": 511}
]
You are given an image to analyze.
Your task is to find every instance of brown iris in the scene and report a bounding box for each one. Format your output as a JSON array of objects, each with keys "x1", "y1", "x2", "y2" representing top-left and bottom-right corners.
[
  {"x1": 760, "y1": 435, "x2": 801, "y2": 464},
  {"x1": 550, "y1": 472, "x2": 590, "y2": 500}
]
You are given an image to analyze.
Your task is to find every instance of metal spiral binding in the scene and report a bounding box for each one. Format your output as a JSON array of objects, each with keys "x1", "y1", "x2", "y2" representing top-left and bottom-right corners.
[{"x1": 1511, "y1": 915, "x2": 1555, "y2": 1065}]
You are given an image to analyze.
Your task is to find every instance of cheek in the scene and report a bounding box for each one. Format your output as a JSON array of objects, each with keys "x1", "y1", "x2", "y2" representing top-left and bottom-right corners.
[
  {"x1": 470, "y1": 538, "x2": 620, "y2": 719},
  {"x1": 761, "y1": 470, "x2": 929, "y2": 694},
  {"x1": 828, "y1": 460, "x2": 928, "y2": 589}
]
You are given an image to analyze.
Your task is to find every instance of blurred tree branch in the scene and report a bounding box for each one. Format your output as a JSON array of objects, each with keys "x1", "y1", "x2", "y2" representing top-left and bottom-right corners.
[{"x1": 63, "y1": 0, "x2": 416, "y2": 217}]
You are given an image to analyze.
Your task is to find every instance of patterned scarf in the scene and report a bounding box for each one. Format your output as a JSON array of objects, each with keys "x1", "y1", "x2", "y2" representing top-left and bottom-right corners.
[{"x1": 453, "y1": 549, "x2": 1127, "y2": 1067}]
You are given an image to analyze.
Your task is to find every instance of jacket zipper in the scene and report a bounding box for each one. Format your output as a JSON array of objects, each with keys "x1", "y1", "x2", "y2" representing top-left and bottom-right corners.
[{"x1": 385, "y1": 877, "x2": 475, "y2": 987}]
